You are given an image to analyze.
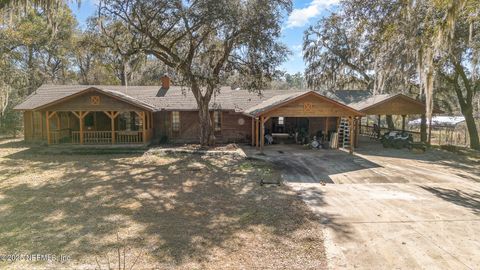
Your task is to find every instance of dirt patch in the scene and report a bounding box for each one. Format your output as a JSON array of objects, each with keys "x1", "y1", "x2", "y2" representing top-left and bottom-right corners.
[{"x1": 0, "y1": 140, "x2": 326, "y2": 269}]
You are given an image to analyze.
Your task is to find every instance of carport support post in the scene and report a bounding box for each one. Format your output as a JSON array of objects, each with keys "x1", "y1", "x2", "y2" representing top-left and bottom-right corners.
[
  {"x1": 325, "y1": 117, "x2": 329, "y2": 141},
  {"x1": 251, "y1": 117, "x2": 255, "y2": 146},
  {"x1": 260, "y1": 116, "x2": 265, "y2": 153},
  {"x1": 255, "y1": 118, "x2": 259, "y2": 149},
  {"x1": 377, "y1": 115, "x2": 381, "y2": 138},
  {"x1": 355, "y1": 117, "x2": 360, "y2": 147},
  {"x1": 46, "y1": 111, "x2": 51, "y2": 145}
]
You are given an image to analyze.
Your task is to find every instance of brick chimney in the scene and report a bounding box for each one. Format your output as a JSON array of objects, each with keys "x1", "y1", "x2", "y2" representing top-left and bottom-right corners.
[{"x1": 161, "y1": 74, "x2": 170, "y2": 90}]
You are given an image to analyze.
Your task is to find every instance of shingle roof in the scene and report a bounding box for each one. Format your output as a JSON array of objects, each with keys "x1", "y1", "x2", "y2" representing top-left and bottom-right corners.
[
  {"x1": 347, "y1": 94, "x2": 395, "y2": 111},
  {"x1": 243, "y1": 91, "x2": 308, "y2": 115},
  {"x1": 14, "y1": 84, "x2": 305, "y2": 112},
  {"x1": 15, "y1": 84, "x2": 432, "y2": 116},
  {"x1": 14, "y1": 85, "x2": 160, "y2": 111},
  {"x1": 329, "y1": 90, "x2": 372, "y2": 104}
]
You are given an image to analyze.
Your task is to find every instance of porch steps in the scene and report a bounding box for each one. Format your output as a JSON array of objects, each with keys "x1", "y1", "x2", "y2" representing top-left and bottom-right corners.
[{"x1": 338, "y1": 118, "x2": 351, "y2": 148}]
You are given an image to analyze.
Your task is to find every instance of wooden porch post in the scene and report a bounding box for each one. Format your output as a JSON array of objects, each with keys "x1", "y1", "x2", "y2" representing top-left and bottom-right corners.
[
  {"x1": 141, "y1": 111, "x2": 147, "y2": 143},
  {"x1": 80, "y1": 112, "x2": 84, "y2": 144},
  {"x1": 401, "y1": 115, "x2": 406, "y2": 131},
  {"x1": 72, "y1": 111, "x2": 88, "y2": 144},
  {"x1": 255, "y1": 118, "x2": 259, "y2": 148},
  {"x1": 325, "y1": 117, "x2": 329, "y2": 141},
  {"x1": 104, "y1": 111, "x2": 119, "y2": 144},
  {"x1": 377, "y1": 114, "x2": 381, "y2": 138},
  {"x1": 251, "y1": 117, "x2": 255, "y2": 146},
  {"x1": 46, "y1": 111, "x2": 51, "y2": 145},
  {"x1": 150, "y1": 111, "x2": 153, "y2": 129},
  {"x1": 354, "y1": 116, "x2": 362, "y2": 148},
  {"x1": 111, "y1": 112, "x2": 116, "y2": 144},
  {"x1": 260, "y1": 116, "x2": 265, "y2": 152},
  {"x1": 145, "y1": 111, "x2": 149, "y2": 130}
]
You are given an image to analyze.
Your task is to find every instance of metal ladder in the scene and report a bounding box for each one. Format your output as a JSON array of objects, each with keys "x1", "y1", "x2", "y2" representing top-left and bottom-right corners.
[{"x1": 338, "y1": 117, "x2": 350, "y2": 148}]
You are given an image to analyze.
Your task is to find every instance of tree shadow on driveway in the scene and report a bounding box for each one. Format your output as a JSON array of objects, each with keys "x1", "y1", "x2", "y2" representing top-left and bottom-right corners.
[
  {"x1": 419, "y1": 186, "x2": 480, "y2": 215},
  {"x1": 247, "y1": 146, "x2": 382, "y2": 184}
]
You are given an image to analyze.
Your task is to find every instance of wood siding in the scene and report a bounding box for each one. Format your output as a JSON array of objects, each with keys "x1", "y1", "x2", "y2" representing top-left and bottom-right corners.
[{"x1": 23, "y1": 111, "x2": 33, "y2": 141}]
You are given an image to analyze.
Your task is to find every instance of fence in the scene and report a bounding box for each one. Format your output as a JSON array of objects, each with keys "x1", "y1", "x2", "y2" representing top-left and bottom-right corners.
[{"x1": 361, "y1": 124, "x2": 472, "y2": 147}]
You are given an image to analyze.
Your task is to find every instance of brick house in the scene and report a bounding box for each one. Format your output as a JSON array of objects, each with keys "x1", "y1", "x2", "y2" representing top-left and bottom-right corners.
[{"x1": 14, "y1": 76, "x2": 433, "y2": 151}]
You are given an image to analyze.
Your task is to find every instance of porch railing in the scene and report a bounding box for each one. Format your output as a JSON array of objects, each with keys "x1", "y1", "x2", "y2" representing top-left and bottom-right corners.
[
  {"x1": 50, "y1": 129, "x2": 72, "y2": 144},
  {"x1": 70, "y1": 131, "x2": 144, "y2": 144},
  {"x1": 360, "y1": 125, "x2": 422, "y2": 142},
  {"x1": 116, "y1": 131, "x2": 143, "y2": 144}
]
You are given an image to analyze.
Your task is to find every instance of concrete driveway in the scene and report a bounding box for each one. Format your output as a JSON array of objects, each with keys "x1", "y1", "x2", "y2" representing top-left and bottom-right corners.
[{"x1": 243, "y1": 141, "x2": 480, "y2": 269}]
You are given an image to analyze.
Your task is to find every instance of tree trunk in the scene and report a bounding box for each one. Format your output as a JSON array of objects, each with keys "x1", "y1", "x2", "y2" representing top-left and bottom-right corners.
[
  {"x1": 120, "y1": 63, "x2": 127, "y2": 86},
  {"x1": 386, "y1": 115, "x2": 394, "y2": 130},
  {"x1": 461, "y1": 104, "x2": 480, "y2": 150},
  {"x1": 420, "y1": 114, "x2": 427, "y2": 143},
  {"x1": 27, "y1": 47, "x2": 36, "y2": 95},
  {"x1": 198, "y1": 99, "x2": 214, "y2": 146},
  {"x1": 450, "y1": 59, "x2": 479, "y2": 150}
]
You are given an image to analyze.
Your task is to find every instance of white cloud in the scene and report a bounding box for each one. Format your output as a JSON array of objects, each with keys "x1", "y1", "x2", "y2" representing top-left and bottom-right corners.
[{"x1": 286, "y1": 0, "x2": 340, "y2": 28}]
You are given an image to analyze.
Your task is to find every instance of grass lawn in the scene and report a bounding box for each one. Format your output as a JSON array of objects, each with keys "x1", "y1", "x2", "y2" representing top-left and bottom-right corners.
[{"x1": 0, "y1": 139, "x2": 326, "y2": 269}]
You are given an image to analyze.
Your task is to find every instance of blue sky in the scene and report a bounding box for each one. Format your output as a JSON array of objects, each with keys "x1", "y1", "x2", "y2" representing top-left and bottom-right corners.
[{"x1": 69, "y1": 0, "x2": 339, "y2": 74}]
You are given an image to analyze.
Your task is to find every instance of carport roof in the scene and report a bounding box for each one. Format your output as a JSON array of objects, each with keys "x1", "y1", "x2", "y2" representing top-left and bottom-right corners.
[
  {"x1": 348, "y1": 93, "x2": 443, "y2": 115},
  {"x1": 244, "y1": 90, "x2": 364, "y2": 117}
]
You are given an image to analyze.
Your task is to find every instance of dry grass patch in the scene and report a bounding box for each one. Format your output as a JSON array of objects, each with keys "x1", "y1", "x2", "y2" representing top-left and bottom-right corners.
[{"x1": 0, "y1": 140, "x2": 326, "y2": 269}]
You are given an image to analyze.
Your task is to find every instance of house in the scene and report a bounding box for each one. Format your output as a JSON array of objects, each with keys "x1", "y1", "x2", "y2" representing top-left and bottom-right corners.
[{"x1": 14, "y1": 76, "x2": 434, "y2": 152}]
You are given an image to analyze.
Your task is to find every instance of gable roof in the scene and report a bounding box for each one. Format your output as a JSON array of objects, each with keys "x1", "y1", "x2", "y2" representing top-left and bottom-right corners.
[
  {"x1": 14, "y1": 85, "x2": 160, "y2": 111},
  {"x1": 243, "y1": 91, "x2": 308, "y2": 115},
  {"x1": 244, "y1": 91, "x2": 364, "y2": 117},
  {"x1": 14, "y1": 84, "x2": 306, "y2": 112},
  {"x1": 348, "y1": 94, "x2": 397, "y2": 111},
  {"x1": 348, "y1": 93, "x2": 443, "y2": 114},
  {"x1": 330, "y1": 90, "x2": 372, "y2": 104},
  {"x1": 15, "y1": 84, "x2": 440, "y2": 117}
]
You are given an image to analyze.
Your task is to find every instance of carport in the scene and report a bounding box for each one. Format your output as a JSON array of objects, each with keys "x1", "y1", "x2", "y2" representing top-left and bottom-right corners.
[
  {"x1": 348, "y1": 93, "x2": 442, "y2": 143},
  {"x1": 245, "y1": 91, "x2": 364, "y2": 154}
]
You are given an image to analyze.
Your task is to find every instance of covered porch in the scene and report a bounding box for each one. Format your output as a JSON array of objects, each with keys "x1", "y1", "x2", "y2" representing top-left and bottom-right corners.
[
  {"x1": 46, "y1": 110, "x2": 154, "y2": 145},
  {"x1": 28, "y1": 87, "x2": 157, "y2": 145}
]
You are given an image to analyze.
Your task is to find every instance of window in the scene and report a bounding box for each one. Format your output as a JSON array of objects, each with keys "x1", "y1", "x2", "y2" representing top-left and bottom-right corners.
[
  {"x1": 213, "y1": 111, "x2": 222, "y2": 131},
  {"x1": 172, "y1": 111, "x2": 180, "y2": 132},
  {"x1": 278, "y1": 117, "x2": 285, "y2": 125}
]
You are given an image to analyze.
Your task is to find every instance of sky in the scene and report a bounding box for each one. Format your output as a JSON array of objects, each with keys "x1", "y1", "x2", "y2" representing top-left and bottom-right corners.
[{"x1": 68, "y1": 0, "x2": 339, "y2": 74}]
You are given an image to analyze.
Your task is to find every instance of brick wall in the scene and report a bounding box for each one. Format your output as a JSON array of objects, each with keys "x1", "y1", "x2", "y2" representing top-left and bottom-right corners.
[{"x1": 153, "y1": 110, "x2": 252, "y2": 144}]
